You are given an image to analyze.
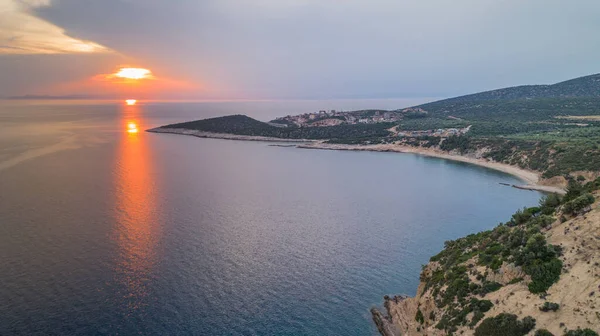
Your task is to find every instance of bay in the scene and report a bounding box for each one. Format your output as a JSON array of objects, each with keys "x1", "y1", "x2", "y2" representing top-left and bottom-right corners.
[{"x1": 0, "y1": 100, "x2": 541, "y2": 335}]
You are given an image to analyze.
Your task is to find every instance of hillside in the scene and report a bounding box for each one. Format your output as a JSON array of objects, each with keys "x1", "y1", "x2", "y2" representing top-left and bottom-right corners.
[
  {"x1": 420, "y1": 73, "x2": 600, "y2": 106},
  {"x1": 153, "y1": 114, "x2": 393, "y2": 140},
  {"x1": 158, "y1": 115, "x2": 279, "y2": 136},
  {"x1": 372, "y1": 179, "x2": 600, "y2": 336}
]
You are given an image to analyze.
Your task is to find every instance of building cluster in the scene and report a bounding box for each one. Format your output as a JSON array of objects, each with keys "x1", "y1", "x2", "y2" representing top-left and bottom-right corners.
[
  {"x1": 272, "y1": 110, "x2": 401, "y2": 127},
  {"x1": 397, "y1": 126, "x2": 470, "y2": 138}
]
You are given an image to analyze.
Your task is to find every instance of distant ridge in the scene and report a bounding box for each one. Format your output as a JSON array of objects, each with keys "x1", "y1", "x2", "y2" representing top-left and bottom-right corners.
[
  {"x1": 6, "y1": 94, "x2": 107, "y2": 100},
  {"x1": 421, "y1": 73, "x2": 600, "y2": 106}
]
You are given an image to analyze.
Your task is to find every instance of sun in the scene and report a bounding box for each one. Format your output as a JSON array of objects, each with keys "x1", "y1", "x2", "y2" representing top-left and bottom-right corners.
[
  {"x1": 114, "y1": 68, "x2": 153, "y2": 80},
  {"x1": 126, "y1": 99, "x2": 137, "y2": 105}
]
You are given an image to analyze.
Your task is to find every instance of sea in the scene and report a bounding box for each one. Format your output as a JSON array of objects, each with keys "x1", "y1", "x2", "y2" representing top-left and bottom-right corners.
[{"x1": 0, "y1": 99, "x2": 542, "y2": 335}]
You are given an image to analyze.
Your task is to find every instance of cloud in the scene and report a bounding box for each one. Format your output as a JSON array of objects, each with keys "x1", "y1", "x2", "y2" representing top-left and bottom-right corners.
[
  {"x1": 3, "y1": 0, "x2": 600, "y2": 99},
  {"x1": 0, "y1": 0, "x2": 111, "y2": 54}
]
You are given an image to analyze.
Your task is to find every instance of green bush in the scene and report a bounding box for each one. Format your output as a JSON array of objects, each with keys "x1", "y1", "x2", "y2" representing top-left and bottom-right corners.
[
  {"x1": 508, "y1": 277, "x2": 524, "y2": 284},
  {"x1": 527, "y1": 258, "x2": 563, "y2": 293},
  {"x1": 514, "y1": 234, "x2": 563, "y2": 293},
  {"x1": 474, "y1": 314, "x2": 536, "y2": 336},
  {"x1": 415, "y1": 308, "x2": 424, "y2": 324},
  {"x1": 539, "y1": 301, "x2": 560, "y2": 312},
  {"x1": 540, "y1": 194, "x2": 561, "y2": 215},
  {"x1": 479, "y1": 281, "x2": 503, "y2": 295},
  {"x1": 564, "y1": 329, "x2": 599, "y2": 336},
  {"x1": 470, "y1": 310, "x2": 485, "y2": 327},
  {"x1": 562, "y1": 193, "x2": 595, "y2": 215},
  {"x1": 564, "y1": 180, "x2": 584, "y2": 202},
  {"x1": 535, "y1": 329, "x2": 555, "y2": 336}
]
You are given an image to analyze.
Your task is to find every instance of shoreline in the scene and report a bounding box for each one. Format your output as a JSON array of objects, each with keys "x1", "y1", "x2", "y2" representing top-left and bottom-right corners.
[
  {"x1": 298, "y1": 142, "x2": 565, "y2": 194},
  {"x1": 146, "y1": 127, "x2": 316, "y2": 143},
  {"x1": 147, "y1": 128, "x2": 565, "y2": 194}
]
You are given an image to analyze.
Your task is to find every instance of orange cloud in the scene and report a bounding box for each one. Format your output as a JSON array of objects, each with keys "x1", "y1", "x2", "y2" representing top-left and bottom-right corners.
[{"x1": 48, "y1": 66, "x2": 202, "y2": 99}]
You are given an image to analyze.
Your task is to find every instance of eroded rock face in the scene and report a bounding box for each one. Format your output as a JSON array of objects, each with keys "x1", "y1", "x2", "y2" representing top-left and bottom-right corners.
[
  {"x1": 371, "y1": 307, "x2": 401, "y2": 336},
  {"x1": 485, "y1": 263, "x2": 526, "y2": 285}
]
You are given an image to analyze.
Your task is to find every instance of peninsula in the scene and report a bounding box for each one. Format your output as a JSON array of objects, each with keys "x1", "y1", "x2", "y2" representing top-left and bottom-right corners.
[{"x1": 149, "y1": 73, "x2": 600, "y2": 193}]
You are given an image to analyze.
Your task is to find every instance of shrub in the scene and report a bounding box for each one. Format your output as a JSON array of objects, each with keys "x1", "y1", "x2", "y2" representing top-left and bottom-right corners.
[
  {"x1": 514, "y1": 234, "x2": 563, "y2": 293},
  {"x1": 535, "y1": 329, "x2": 555, "y2": 336},
  {"x1": 564, "y1": 329, "x2": 599, "y2": 336},
  {"x1": 562, "y1": 193, "x2": 595, "y2": 215},
  {"x1": 475, "y1": 299, "x2": 493, "y2": 312},
  {"x1": 539, "y1": 301, "x2": 560, "y2": 312},
  {"x1": 511, "y1": 207, "x2": 535, "y2": 226},
  {"x1": 470, "y1": 310, "x2": 485, "y2": 327},
  {"x1": 415, "y1": 308, "x2": 424, "y2": 324},
  {"x1": 527, "y1": 258, "x2": 563, "y2": 293},
  {"x1": 540, "y1": 194, "x2": 561, "y2": 215},
  {"x1": 474, "y1": 314, "x2": 536, "y2": 336},
  {"x1": 564, "y1": 180, "x2": 583, "y2": 202},
  {"x1": 508, "y1": 277, "x2": 524, "y2": 284}
]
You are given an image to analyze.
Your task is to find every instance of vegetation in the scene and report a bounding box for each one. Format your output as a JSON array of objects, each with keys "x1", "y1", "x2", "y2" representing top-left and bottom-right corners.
[
  {"x1": 539, "y1": 302, "x2": 560, "y2": 312},
  {"x1": 474, "y1": 314, "x2": 536, "y2": 336},
  {"x1": 415, "y1": 308, "x2": 424, "y2": 324},
  {"x1": 419, "y1": 179, "x2": 600, "y2": 333},
  {"x1": 564, "y1": 329, "x2": 599, "y2": 336},
  {"x1": 562, "y1": 193, "x2": 595, "y2": 215},
  {"x1": 535, "y1": 329, "x2": 555, "y2": 336}
]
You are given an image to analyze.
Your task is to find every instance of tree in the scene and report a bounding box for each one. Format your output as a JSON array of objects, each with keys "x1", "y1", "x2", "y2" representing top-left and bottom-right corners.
[{"x1": 474, "y1": 314, "x2": 536, "y2": 336}]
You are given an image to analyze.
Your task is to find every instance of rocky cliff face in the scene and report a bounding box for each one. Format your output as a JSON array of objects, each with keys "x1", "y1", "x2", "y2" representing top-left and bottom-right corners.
[{"x1": 372, "y1": 189, "x2": 600, "y2": 336}]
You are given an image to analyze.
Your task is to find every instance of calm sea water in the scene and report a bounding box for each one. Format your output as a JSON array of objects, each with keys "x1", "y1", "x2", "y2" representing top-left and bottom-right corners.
[{"x1": 0, "y1": 100, "x2": 542, "y2": 335}]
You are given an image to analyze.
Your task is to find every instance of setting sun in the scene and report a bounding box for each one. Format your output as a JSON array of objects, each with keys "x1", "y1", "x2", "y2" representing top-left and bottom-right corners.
[
  {"x1": 114, "y1": 68, "x2": 153, "y2": 80},
  {"x1": 126, "y1": 99, "x2": 137, "y2": 105}
]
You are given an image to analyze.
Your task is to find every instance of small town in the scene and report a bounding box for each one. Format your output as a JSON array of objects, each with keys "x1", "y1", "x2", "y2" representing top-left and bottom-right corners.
[
  {"x1": 270, "y1": 108, "x2": 427, "y2": 127},
  {"x1": 269, "y1": 108, "x2": 470, "y2": 138},
  {"x1": 395, "y1": 125, "x2": 472, "y2": 138}
]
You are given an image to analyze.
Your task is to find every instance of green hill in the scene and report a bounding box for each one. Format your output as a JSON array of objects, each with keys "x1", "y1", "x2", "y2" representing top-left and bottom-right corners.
[
  {"x1": 157, "y1": 114, "x2": 393, "y2": 141},
  {"x1": 160, "y1": 115, "x2": 278, "y2": 136},
  {"x1": 423, "y1": 73, "x2": 600, "y2": 105}
]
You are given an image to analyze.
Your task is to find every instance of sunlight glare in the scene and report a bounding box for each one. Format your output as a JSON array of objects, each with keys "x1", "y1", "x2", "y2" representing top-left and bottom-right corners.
[
  {"x1": 126, "y1": 99, "x2": 137, "y2": 105},
  {"x1": 127, "y1": 122, "x2": 139, "y2": 134},
  {"x1": 115, "y1": 68, "x2": 152, "y2": 80}
]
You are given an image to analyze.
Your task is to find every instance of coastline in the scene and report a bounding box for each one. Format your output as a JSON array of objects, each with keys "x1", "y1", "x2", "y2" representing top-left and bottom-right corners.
[
  {"x1": 147, "y1": 129, "x2": 565, "y2": 194},
  {"x1": 298, "y1": 142, "x2": 566, "y2": 194},
  {"x1": 146, "y1": 127, "x2": 316, "y2": 143}
]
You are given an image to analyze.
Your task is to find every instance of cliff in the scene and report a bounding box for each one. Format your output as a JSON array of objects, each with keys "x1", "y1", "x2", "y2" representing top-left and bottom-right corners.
[{"x1": 373, "y1": 180, "x2": 600, "y2": 336}]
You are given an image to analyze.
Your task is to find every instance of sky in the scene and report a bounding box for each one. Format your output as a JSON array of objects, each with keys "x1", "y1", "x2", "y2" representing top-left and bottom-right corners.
[{"x1": 1, "y1": 0, "x2": 599, "y2": 100}]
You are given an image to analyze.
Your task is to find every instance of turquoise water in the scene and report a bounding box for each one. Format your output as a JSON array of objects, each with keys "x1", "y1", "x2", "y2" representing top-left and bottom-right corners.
[{"x1": 0, "y1": 100, "x2": 542, "y2": 335}]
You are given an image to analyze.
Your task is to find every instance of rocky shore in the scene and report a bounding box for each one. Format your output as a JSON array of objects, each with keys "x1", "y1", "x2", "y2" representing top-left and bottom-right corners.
[{"x1": 370, "y1": 191, "x2": 600, "y2": 335}]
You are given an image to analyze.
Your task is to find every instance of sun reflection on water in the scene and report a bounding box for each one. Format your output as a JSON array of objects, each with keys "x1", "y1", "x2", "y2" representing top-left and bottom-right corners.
[
  {"x1": 127, "y1": 122, "x2": 139, "y2": 133},
  {"x1": 114, "y1": 103, "x2": 160, "y2": 311}
]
